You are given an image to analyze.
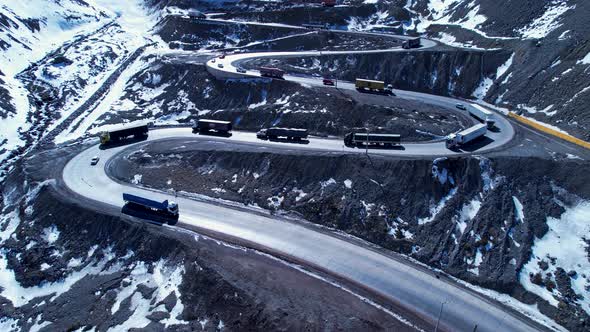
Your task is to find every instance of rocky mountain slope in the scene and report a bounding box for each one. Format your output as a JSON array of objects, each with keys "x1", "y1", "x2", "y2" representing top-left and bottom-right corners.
[
  {"x1": 0, "y1": 142, "x2": 412, "y2": 331},
  {"x1": 209, "y1": 0, "x2": 590, "y2": 139},
  {"x1": 113, "y1": 139, "x2": 590, "y2": 331}
]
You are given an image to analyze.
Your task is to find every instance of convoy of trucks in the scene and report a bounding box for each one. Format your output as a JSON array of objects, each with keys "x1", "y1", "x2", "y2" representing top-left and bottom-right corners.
[
  {"x1": 402, "y1": 37, "x2": 421, "y2": 49},
  {"x1": 260, "y1": 67, "x2": 285, "y2": 79},
  {"x1": 257, "y1": 127, "x2": 309, "y2": 141},
  {"x1": 122, "y1": 193, "x2": 179, "y2": 222},
  {"x1": 445, "y1": 123, "x2": 487, "y2": 149},
  {"x1": 99, "y1": 122, "x2": 149, "y2": 145},
  {"x1": 355, "y1": 79, "x2": 394, "y2": 95},
  {"x1": 193, "y1": 119, "x2": 233, "y2": 136},
  {"x1": 469, "y1": 104, "x2": 496, "y2": 129},
  {"x1": 344, "y1": 132, "x2": 401, "y2": 148}
]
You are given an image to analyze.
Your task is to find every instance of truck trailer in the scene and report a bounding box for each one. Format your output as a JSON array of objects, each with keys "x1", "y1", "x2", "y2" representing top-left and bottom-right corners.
[
  {"x1": 344, "y1": 132, "x2": 401, "y2": 147},
  {"x1": 122, "y1": 193, "x2": 179, "y2": 222},
  {"x1": 402, "y1": 37, "x2": 421, "y2": 49},
  {"x1": 445, "y1": 123, "x2": 487, "y2": 149},
  {"x1": 469, "y1": 104, "x2": 496, "y2": 128},
  {"x1": 99, "y1": 122, "x2": 149, "y2": 145},
  {"x1": 260, "y1": 67, "x2": 285, "y2": 79},
  {"x1": 257, "y1": 127, "x2": 308, "y2": 140},
  {"x1": 355, "y1": 79, "x2": 393, "y2": 94},
  {"x1": 193, "y1": 119, "x2": 232, "y2": 135},
  {"x1": 322, "y1": 0, "x2": 336, "y2": 6}
]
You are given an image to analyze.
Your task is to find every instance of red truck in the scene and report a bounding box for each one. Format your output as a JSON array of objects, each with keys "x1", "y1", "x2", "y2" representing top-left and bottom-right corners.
[
  {"x1": 322, "y1": 0, "x2": 336, "y2": 6},
  {"x1": 260, "y1": 67, "x2": 285, "y2": 79}
]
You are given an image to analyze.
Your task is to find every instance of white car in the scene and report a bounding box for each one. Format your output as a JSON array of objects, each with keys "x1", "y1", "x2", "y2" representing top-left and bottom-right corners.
[{"x1": 90, "y1": 156, "x2": 100, "y2": 165}]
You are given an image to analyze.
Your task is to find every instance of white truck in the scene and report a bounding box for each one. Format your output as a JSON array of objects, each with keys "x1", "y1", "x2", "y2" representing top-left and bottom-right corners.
[
  {"x1": 469, "y1": 104, "x2": 496, "y2": 129},
  {"x1": 446, "y1": 123, "x2": 487, "y2": 149}
]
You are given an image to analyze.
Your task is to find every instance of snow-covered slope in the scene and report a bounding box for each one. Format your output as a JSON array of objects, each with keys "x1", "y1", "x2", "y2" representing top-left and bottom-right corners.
[{"x1": 0, "y1": 0, "x2": 159, "y2": 178}]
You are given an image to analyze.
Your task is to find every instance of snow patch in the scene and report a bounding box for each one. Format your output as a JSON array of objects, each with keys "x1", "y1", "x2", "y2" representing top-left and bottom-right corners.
[{"x1": 520, "y1": 200, "x2": 590, "y2": 314}]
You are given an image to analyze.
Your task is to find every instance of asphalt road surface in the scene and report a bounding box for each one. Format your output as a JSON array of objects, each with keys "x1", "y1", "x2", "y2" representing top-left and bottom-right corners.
[
  {"x1": 60, "y1": 19, "x2": 551, "y2": 332},
  {"x1": 62, "y1": 128, "x2": 547, "y2": 332}
]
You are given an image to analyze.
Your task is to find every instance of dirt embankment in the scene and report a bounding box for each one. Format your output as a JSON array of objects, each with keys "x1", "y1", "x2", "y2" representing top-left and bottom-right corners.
[
  {"x1": 0, "y1": 144, "x2": 414, "y2": 331},
  {"x1": 112, "y1": 141, "x2": 590, "y2": 331}
]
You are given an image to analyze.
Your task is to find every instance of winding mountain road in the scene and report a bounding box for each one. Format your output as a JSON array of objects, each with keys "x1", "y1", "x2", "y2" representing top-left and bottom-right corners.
[{"x1": 60, "y1": 20, "x2": 554, "y2": 332}]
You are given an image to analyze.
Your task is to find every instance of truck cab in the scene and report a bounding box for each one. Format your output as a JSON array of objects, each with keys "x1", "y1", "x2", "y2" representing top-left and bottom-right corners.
[
  {"x1": 445, "y1": 133, "x2": 459, "y2": 149},
  {"x1": 167, "y1": 201, "x2": 179, "y2": 215},
  {"x1": 256, "y1": 128, "x2": 268, "y2": 139}
]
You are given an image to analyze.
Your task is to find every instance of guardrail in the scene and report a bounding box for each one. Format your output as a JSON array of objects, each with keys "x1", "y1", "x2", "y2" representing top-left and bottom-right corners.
[{"x1": 508, "y1": 112, "x2": 590, "y2": 150}]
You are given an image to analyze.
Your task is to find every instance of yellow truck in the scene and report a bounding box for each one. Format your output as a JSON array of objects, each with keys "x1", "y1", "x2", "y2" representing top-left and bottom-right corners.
[{"x1": 355, "y1": 78, "x2": 393, "y2": 95}]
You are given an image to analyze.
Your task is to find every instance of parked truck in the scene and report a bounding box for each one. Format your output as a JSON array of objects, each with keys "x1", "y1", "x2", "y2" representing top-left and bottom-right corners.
[
  {"x1": 355, "y1": 78, "x2": 393, "y2": 94},
  {"x1": 99, "y1": 122, "x2": 149, "y2": 145},
  {"x1": 469, "y1": 104, "x2": 496, "y2": 129},
  {"x1": 257, "y1": 127, "x2": 308, "y2": 141},
  {"x1": 402, "y1": 37, "x2": 421, "y2": 49},
  {"x1": 344, "y1": 132, "x2": 401, "y2": 148},
  {"x1": 445, "y1": 123, "x2": 487, "y2": 149},
  {"x1": 260, "y1": 67, "x2": 285, "y2": 79},
  {"x1": 322, "y1": 0, "x2": 336, "y2": 6},
  {"x1": 193, "y1": 119, "x2": 232, "y2": 135},
  {"x1": 122, "y1": 193, "x2": 179, "y2": 222}
]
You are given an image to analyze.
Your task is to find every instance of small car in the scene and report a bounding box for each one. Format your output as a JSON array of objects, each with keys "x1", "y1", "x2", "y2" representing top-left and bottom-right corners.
[
  {"x1": 217, "y1": 63, "x2": 224, "y2": 68},
  {"x1": 236, "y1": 67, "x2": 247, "y2": 73},
  {"x1": 323, "y1": 78, "x2": 335, "y2": 86},
  {"x1": 90, "y1": 156, "x2": 100, "y2": 165},
  {"x1": 456, "y1": 103, "x2": 467, "y2": 110},
  {"x1": 219, "y1": 54, "x2": 226, "y2": 59}
]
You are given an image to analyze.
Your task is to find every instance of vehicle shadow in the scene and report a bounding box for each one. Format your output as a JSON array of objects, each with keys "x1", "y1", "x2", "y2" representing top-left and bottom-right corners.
[
  {"x1": 347, "y1": 144, "x2": 406, "y2": 150},
  {"x1": 265, "y1": 137, "x2": 310, "y2": 145},
  {"x1": 457, "y1": 136, "x2": 495, "y2": 152},
  {"x1": 121, "y1": 205, "x2": 178, "y2": 226},
  {"x1": 356, "y1": 89, "x2": 394, "y2": 97},
  {"x1": 196, "y1": 131, "x2": 233, "y2": 138},
  {"x1": 99, "y1": 135, "x2": 148, "y2": 150},
  {"x1": 488, "y1": 126, "x2": 501, "y2": 133}
]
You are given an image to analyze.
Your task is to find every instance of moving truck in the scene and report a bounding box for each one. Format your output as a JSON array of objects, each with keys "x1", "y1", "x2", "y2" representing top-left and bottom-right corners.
[{"x1": 445, "y1": 123, "x2": 487, "y2": 149}]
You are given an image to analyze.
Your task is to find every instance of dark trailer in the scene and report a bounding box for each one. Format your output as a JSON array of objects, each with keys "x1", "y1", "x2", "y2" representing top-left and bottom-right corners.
[
  {"x1": 257, "y1": 127, "x2": 308, "y2": 140},
  {"x1": 100, "y1": 122, "x2": 149, "y2": 145},
  {"x1": 259, "y1": 67, "x2": 285, "y2": 79},
  {"x1": 344, "y1": 132, "x2": 401, "y2": 147},
  {"x1": 122, "y1": 193, "x2": 179, "y2": 222},
  {"x1": 402, "y1": 37, "x2": 421, "y2": 49},
  {"x1": 193, "y1": 119, "x2": 232, "y2": 135}
]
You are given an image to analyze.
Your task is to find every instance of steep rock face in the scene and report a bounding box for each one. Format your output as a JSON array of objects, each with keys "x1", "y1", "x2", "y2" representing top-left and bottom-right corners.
[
  {"x1": 113, "y1": 143, "x2": 590, "y2": 330},
  {"x1": 96, "y1": 61, "x2": 465, "y2": 140}
]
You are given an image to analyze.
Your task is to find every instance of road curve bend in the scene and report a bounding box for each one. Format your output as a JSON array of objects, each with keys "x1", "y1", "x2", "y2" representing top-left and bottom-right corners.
[
  {"x1": 62, "y1": 128, "x2": 545, "y2": 332},
  {"x1": 61, "y1": 20, "x2": 538, "y2": 332},
  {"x1": 203, "y1": 23, "x2": 514, "y2": 155}
]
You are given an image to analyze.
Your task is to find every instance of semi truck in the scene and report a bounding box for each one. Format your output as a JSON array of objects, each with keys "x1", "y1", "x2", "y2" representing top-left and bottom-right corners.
[
  {"x1": 402, "y1": 37, "x2": 421, "y2": 49},
  {"x1": 257, "y1": 127, "x2": 308, "y2": 140},
  {"x1": 344, "y1": 132, "x2": 401, "y2": 147},
  {"x1": 99, "y1": 122, "x2": 149, "y2": 145},
  {"x1": 122, "y1": 193, "x2": 179, "y2": 222},
  {"x1": 193, "y1": 119, "x2": 233, "y2": 135},
  {"x1": 355, "y1": 79, "x2": 393, "y2": 94},
  {"x1": 260, "y1": 67, "x2": 285, "y2": 79},
  {"x1": 469, "y1": 104, "x2": 496, "y2": 129},
  {"x1": 302, "y1": 23, "x2": 330, "y2": 30},
  {"x1": 445, "y1": 123, "x2": 487, "y2": 149}
]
